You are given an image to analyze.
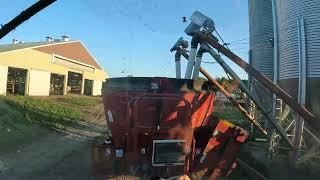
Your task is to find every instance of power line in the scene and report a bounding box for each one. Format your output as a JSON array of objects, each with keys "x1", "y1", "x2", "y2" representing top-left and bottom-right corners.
[
  {"x1": 225, "y1": 23, "x2": 309, "y2": 49},
  {"x1": 228, "y1": 42, "x2": 249, "y2": 46},
  {"x1": 228, "y1": 37, "x2": 250, "y2": 44},
  {"x1": 214, "y1": 29, "x2": 231, "y2": 50}
]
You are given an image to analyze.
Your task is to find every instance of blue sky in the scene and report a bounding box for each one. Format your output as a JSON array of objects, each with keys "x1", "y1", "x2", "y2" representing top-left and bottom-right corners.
[{"x1": 0, "y1": 0, "x2": 249, "y2": 79}]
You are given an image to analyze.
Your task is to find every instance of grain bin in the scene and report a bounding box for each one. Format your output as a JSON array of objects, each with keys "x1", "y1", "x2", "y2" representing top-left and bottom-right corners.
[
  {"x1": 276, "y1": 0, "x2": 320, "y2": 117},
  {"x1": 248, "y1": 0, "x2": 274, "y2": 79},
  {"x1": 248, "y1": 0, "x2": 274, "y2": 112}
]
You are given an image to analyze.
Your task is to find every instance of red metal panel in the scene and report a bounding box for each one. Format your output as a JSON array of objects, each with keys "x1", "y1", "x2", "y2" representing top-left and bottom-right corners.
[{"x1": 96, "y1": 77, "x2": 246, "y2": 178}]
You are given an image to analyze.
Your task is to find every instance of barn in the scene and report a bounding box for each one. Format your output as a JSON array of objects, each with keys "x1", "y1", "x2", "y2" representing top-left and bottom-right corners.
[{"x1": 0, "y1": 37, "x2": 108, "y2": 96}]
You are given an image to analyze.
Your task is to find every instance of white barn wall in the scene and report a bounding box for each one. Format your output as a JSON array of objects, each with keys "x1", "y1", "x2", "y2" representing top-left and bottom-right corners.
[
  {"x1": 92, "y1": 80, "x2": 102, "y2": 96},
  {"x1": 0, "y1": 65, "x2": 8, "y2": 95},
  {"x1": 28, "y1": 69, "x2": 50, "y2": 96}
]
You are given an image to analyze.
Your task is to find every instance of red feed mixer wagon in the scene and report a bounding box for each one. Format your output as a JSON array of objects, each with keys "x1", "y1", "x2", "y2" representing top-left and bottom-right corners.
[{"x1": 92, "y1": 77, "x2": 247, "y2": 179}]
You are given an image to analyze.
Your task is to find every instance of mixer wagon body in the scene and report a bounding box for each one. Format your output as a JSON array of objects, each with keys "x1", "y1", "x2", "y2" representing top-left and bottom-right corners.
[{"x1": 92, "y1": 77, "x2": 247, "y2": 178}]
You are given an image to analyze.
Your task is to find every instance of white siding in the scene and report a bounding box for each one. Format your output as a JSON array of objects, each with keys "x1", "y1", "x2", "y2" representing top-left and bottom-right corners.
[
  {"x1": 28, "y1": 69, "x2": 50, "y2": 96},
  {"x1": 53, "y1": 56, "x2": 95, "y2": 73},
  {"x1": 92, "y1": 80, "x2": 102, "y2": 96},
  {"x1": 0, "y1": 65, "x2": 8, "y2": 95}
]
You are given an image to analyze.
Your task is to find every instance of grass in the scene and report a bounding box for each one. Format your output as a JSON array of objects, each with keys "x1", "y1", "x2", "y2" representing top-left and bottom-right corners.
[
  {"x1": 0, "y1": 95, "x2": 101, "y2": 131},
  {"x1": 214, "y1": 103, "x2": 249, "y2": 128},
  {"x1": 214, "y1": 102, "x2": 267, "y2": 139},
  {"x1": 0, "y1": 99, "x2": 50, "y2": 154},
  {"x1": 2, "y1": 95, "x2": 82, "y2": 120},
  {"x1": 61, "y1": 96, "x2": 100, "y2": 107},
  {"x1": 0, "y1": 95, "x2": 101, "y2": 154}
]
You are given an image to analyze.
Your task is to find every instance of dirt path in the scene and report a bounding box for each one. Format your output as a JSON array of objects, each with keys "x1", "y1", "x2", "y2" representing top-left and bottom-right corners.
[{"x1": 0, "y1": 104, "x2": 107, "y2": 180}]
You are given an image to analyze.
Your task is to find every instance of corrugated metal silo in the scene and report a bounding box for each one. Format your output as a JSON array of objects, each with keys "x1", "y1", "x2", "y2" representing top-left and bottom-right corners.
[
  {"x1": 276, "y1": 0, "x2": 320, "y2": 117},
  {"x1": 248, "y1": 0, "x2": 274, "y2": 79},
  {"x1": 248, "y1": 0, "x2": 274, "y2": 111}
]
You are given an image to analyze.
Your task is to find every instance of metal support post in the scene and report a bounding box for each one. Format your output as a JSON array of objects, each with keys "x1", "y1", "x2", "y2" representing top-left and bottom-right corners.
[
  {"x1": 185, "y1": 37, "x2": 199, "y2": 79},
  {"x1": 192, "y1": 44, "x2": 206, "y2": 80},
  {"x1": 175, "y1": 50, "x2": 182, "y2": 78},
  {"x1": 170, "y1": 37, "x2": 189, "y2": 79},
  {"x1": 291, "y1": 17, "x2": 306, "y2": 168}
]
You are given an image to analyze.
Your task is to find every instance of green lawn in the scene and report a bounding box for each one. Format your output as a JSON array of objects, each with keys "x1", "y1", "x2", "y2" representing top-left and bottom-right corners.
[
  {"x1": 1, "y1": 96, "x2": 81, "y2": 128},
  {"x1": 0, "y1": 99, "x2": 50, "y2": 154},
  {"x1": 0, "y1": 95, "x2": 101, "y2": 154},
  {"x1": 61, "y1": 96, "x2": 100, "y2": 107},
  {"x1": 214, "y1": 103, "x2": 267, "y2": 139},
  {"x1": 214, "y1": 103, "x2": 249, "y2": 128},
  {"x1": 0, "y1": 95, "x2": 101, "y2": 130}
]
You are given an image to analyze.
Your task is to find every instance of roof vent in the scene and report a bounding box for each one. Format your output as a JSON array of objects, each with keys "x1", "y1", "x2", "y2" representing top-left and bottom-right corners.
[
  {"x1": 46, "y1": 36, "x2": 53, "y2": 42},
  {"x1": 12, "y1": 39, "x2": 19, "y2": 44},
  {"x1": 61, "y1": 35, "x2": 69, "y2": 41}
]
